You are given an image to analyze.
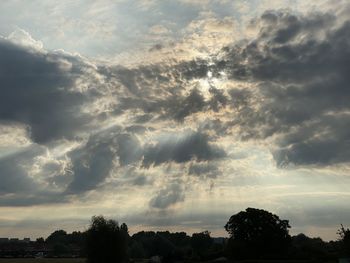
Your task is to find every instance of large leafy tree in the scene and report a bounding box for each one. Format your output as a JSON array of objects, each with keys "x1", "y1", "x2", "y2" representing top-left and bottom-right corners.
[
  {"x1": 86, "y1": 216, "x2": 129, "y2": 263},
  {"x1": 225, "y1": 208, "x2": 291, "y2": 259}
]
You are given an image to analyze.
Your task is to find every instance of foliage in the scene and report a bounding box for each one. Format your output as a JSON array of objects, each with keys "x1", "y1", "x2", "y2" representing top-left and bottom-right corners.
[
  {"x1": 0, "y1": 210, "x2": 348, "y2": 261},
  {"x1": 53, "y1": 243, "x2": 69, "y2": 256},
  {"x1": 225, "y1": 207, "x2": 291, "y2": 259},
  {"x1": 86, "y1": 216, "x2": 129, "y2": 263},
  {"x1": 46, "y1": 230, "x2": 67, "y2": 244},
  {"x1": 191, "y1": 231, "x2": 213, "y2": 256},
  {"x1": 338, "y1": 224, "x2": 350, "y2": 256},
  {"x1": 130, "y1": 231, "x2": 175, "y2": 258},
  {"x1": 0, "y1": 259, "x2": 85, "y2": 263},
  {"x1": 44, "y1": 229, "x2": 86, "y2": 257},
  {"x1": 289, "y1": 233, "x2": 331, "y2": 260}
]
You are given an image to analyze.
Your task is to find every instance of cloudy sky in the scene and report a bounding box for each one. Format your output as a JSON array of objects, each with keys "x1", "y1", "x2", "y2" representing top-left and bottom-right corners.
[{"x1": 1, "y1": 0, "x2": 350, "y2": 241}]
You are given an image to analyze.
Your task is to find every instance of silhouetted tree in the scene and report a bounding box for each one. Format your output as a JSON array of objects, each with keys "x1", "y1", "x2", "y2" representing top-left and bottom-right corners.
[
  {"x1": 36, "y1": 237, "x2": 45, "y2": 244},
  {"x1": 53, "y1": 243, "x2": 69, "y2": 256},
  {"x1": 129, "y1": 240, "x2": 146, "y2": 258},
  {"x1": 290, "y1": 233, "x2": 330, "y2": 260},
  {"x1": 191, "y1": 231, "x2": 213, "y2": 257},
  {"x1": 225, "y1": 207, "x2": 291, "y2": 259},
  {"x1": 338, "y1": 224, "x2": 350, "y2": 256},
  {"x1": 131, "y1": 231, "x2": 192, "y2": 260},
  {"x1": 152, "y1": 234, "x2": 175, "y2": 259},
  {"x1": 46, "y1": 230, "x2": 67, "y2": 244},
  {"x1": 120, "y1": 223, "x2": 129, "y2": 234},
  {"x1": 86, "y1": 216, "x2": 129, "y2": 263}
]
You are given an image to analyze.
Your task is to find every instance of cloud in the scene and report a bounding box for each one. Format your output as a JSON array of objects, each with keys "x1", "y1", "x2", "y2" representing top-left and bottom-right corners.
[
  {"x1": 66, "y1": 134, "x2": 118, "y2": 193},
  {"x1": 216, "y1": 9, "x2": 350, "y2": 166},
  {"x1": 0, "y1": 34, "x2": 100, "y2": 143},
  {"x1": 108, "y1": 59, "x2": 230, "y2": 123},
  {"x1": 0, "y1": 146, "x2": 43, "y2": 194},
  {"x1": 66, "y1": 127, "x2": 144, "y2": 193},
  {"x1": 67, "y1": 128, "x2": 226, "y2": 193},
  {"x1": 142, "y1": 130, "x2": 226, "y2": 168},
  {"x1": 0, "y1": 192, "x2": 68, "y2": 207},
  {"x1": 149, "y1": 181, "x2": 185, "y2": 209},
  {"x1": 7, "y1": 28, "x2": 44, "y2": 50},
  {"x1": 1, "y1": 6, "x2": 350, "y2": 213},
  {"x1": 0, "y1": 123, "x2": 31, "y2": 149},
  {"x1": 0, "y1": 144, "x2": 71, "y2": 206},
  {"x1": 116, "y1": 133, "x2": 143, "y2": 166},
  {"x1": 188, "y1": 162, "x2": 221, "y2": 178},
  {"x1": 163, "y1": 88, "x2": 206, "y2": 121}
]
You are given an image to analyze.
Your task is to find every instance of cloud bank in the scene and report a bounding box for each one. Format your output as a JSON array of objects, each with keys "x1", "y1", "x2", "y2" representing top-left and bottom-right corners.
[{"x1": 1, "y1": 2, "x2": 350, "y2": 240}]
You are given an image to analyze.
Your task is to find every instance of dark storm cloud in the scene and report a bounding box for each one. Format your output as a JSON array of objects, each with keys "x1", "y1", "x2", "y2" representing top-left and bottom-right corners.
[
  {"x1": 142, "y1": 131, "x2": 226, "y2": 168},
  {"x1": 66, "y1": 128, "x2": 144, "y2": 193},
  {"x1": 0, "y1": 129, "x2": 144, "y2": 204},
  {"x1": 106, "y1": 59, "x2": 223, "y2": 122},
  {"x1": 116, "y1": 133, "x2": 143, "y2": 166},
  {"x1": 0, "y1": 147, "x2": 43, "y2": 194},
  {"x1": 125, "y1": 125, "x2": 149, "y2": 134},
  {"x1": 67, "y1": 135, "x2": 117, "y2": 193},
  {"x1": 0, "y1": 128, "x2": 225, "y2": 205},
  {"x1": 177, "y1": 59, "x2": 209, "y2": 80},
  {"x1": 188, "y1": 162, "x2": 221, "y2": 178},
  {"x1": 66, "y1": 127, "x2": 226, "y2": 194},
  {"x1": 0, "y1": 145, "x2": 72, "y2": 206},
  {"x1": 0, "y1": 38, "x2": 97, "y2": 143},
  {"x1": 216, "y1": 10, "x2": 350, "y2": 166},
  {"x1": 149, "y1": 182, "x2": 185, "y2": 209},
  {"x1": 0, "y1": 37, "x2": 115, "y2": 204},
  {"x1": 0, "y1": 37, "x2": 227, "y2": 203},
  {"x1": 273, "y1": 114, "x2": 350, "y2": 166},
  {"x1": 163, "y1": 88, "x2": 206, "y2": 121},
  {"x1": 208, "y1": 87, "x2": 228, "y2": 112}
]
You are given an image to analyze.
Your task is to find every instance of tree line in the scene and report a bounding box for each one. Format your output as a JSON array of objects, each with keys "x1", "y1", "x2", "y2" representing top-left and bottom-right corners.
[{"x1": 1, "y1": 208, "x2": 349, "y2": 262}]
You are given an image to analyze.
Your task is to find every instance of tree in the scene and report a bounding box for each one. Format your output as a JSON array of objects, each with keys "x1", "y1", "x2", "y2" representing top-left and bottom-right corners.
[
  {"x1": 120, "y1": 223, "x2": 129, "y2": 234},
  {"x1": 129, "y1": 241, "x2": 146, "y2": 259},
  {"x1": 36, "y1": 237, "x2": 45, "y2": 244},
  {"x1": 86, "y1": 216, "x2": 129, "y2": 263},
  {"x1": 46, "y1": 230, "x2": 67, "y2": 244},
  {"x1": 290, "y1": 233, "x2": 329, "y2": 260},
  {"x1": 130, "y1": 231, "x2": 177, "y2": 259},
  {"x1": 53, "y1": 243, "x2": 69, "y2": 256},
  {"x1": 225, "y1": 207, "x2": 291, "y2": 259},
  {"x1": 191, "y1": 231, "x2": 213, "y2": 257},
  {"x1": 338, "y1": 224, "x2": 350, "y2": 256}
]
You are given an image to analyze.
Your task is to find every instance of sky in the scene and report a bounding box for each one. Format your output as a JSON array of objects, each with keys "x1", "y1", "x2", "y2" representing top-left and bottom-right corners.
[{"x1": 0, "y1": 0, "x2": 350, "y2": 241}]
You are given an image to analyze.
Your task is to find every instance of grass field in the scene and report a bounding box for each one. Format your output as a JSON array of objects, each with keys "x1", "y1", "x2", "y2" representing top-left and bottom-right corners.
[{"x1": 0, "y1": 259, "x2": 85, "y2": 263}]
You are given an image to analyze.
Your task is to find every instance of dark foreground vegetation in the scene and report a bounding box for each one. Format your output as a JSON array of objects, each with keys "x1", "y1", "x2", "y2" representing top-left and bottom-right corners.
[
  {"x1": 1, "y1": 208, "x2": 349, "y2": 263},
  {"x1": 0, "y1": 259, "x2": 84, "y2": 263}
]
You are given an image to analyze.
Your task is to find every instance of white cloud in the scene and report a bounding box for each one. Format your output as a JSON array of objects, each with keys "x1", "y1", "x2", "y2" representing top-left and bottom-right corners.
[{"x1": 7, "y1": 28, "x2": 43, "y2": 50}]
